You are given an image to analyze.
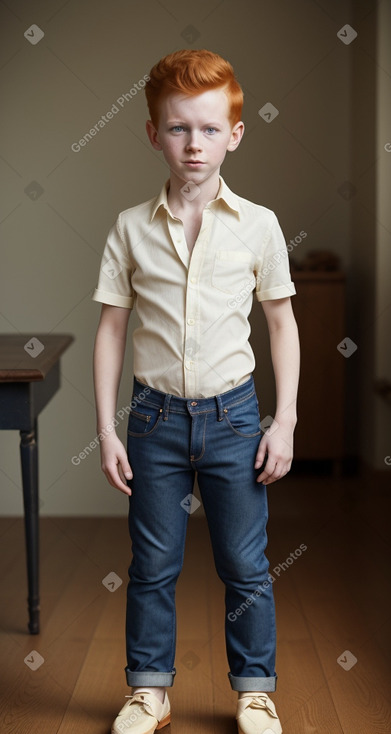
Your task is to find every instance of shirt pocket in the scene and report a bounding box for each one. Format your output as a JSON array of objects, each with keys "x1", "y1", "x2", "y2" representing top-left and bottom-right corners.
[{"x1": 211, "y1": 250, "x2": 256, "y2": 295}]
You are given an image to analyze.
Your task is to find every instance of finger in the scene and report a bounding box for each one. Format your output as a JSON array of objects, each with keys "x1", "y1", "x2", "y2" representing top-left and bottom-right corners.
[
  {"x1": 117, "y1": 464, "x2": 133, "y2": 495},
  {"x1": 257, "y1": 452, "x2": 275, "y2": 477},
  {"x1": 254, "y1": 438, "x2": 268, "y2": 469},
  {"x1": 113, "y1": 477, "x2": 132, "y2": 495},
  {"x1": 258, "y1": 462, "x2": 290, "y2": 485},
  {"x1": 121, "y1": 459, "x2": 133, "y2": 480},
  {"x1": 257, "y1": 457, "x2": 278, "y2": 484},
  {"x1": 254, "y1": 447, "x2": 266, "y2": 469},
  {"x1": 105, "y1": 464, "x2": 132, "y2": 495}
]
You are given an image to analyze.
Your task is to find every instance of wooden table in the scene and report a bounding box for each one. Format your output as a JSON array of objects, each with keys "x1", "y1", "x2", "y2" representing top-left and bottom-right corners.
[{"x1": 0, "y1": 334, "x2": 74, "y2": 633}]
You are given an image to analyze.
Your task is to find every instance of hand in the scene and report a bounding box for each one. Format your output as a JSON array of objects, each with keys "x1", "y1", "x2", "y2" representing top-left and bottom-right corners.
[
  {"x1": 99, "y1": 433, "x2": 133, "y2": 495},
  {"x1": 254, "y1": 420, "x2": 294, "y2": 485}
]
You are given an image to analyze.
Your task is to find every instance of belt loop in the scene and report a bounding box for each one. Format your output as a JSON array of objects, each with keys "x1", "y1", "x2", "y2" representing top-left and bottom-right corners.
[
  {"x1": 162, "y1": 393, "x2": 172, "y2": 421},
  {"x1": 215, "y1": 393, "x2": 224, "y2": 421}
]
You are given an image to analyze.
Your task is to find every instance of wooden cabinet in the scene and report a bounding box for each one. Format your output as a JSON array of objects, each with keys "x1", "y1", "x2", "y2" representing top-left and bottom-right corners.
[{"x1": 291, "y1": 272, "x2": 346, "y2": 462}]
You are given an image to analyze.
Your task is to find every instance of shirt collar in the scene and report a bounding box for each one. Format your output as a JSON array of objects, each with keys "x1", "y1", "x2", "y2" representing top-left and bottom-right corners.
[{"x1": 150, "y1": 175, "x2": 241, "y2": 222}]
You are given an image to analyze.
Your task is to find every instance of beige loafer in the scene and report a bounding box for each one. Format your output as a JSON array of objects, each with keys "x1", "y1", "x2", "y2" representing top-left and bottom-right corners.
[
  {"x1": 111, "y1": 690, "x2": 171, "y2": 734},
  {"x1": 236, "y1": 693, "x2": 282, "y2": 734}
]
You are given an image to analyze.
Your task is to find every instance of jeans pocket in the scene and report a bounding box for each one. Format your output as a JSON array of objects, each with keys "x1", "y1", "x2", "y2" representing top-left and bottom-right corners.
[
  {"x1": 127, "y1": 402, "x2": 163, "y2": 437},
  {"x1": 223, "y1": 393, "x2": 261, "y2": 438}
]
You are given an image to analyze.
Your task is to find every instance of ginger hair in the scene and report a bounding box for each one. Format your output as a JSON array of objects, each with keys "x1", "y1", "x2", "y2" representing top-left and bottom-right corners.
[{"x1": 145, "y1": 49, "x2": 243, "y2": 129}]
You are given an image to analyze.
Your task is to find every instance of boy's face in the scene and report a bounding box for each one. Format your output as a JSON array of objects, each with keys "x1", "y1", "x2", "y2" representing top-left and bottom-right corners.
[{"x1": 146, "y1": 88, "x2": 244, "y2": 187}]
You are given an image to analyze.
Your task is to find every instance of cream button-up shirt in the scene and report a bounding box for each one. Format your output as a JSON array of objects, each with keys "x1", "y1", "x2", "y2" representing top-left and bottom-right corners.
[{"x1": 92, "y1": 176, "x2": 296, "y2": 398}]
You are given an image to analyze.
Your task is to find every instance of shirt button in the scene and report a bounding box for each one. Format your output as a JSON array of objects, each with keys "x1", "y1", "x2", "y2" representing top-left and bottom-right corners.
[
  {"x1": 190, "y1": 277, "x2": 197, "y2": 284},
  {"x1": 185, "y1": 360, "x2": 191, "y2": 369},
  {"x1": 187, "y1": 318, "x2": 195, "y2": 325}
]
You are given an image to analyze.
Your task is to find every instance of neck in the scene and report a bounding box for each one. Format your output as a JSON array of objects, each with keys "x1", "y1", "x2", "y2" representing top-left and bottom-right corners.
[{"x1": 167, "y1": 169, "x2": 221, "y2": 214}]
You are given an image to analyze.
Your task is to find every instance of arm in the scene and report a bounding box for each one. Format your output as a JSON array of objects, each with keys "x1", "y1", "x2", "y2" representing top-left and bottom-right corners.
[
  {"x1": 93, "y1": 303, "x2": 133, "y2": 495},
  {"x1": 255, "y1": 297, "x2": 300, "y2": 484}
]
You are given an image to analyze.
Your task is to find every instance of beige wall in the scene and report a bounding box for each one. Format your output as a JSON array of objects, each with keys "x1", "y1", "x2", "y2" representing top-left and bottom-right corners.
[{"x1": 0, "y1": 0, "x2": 385, "y2": 516}]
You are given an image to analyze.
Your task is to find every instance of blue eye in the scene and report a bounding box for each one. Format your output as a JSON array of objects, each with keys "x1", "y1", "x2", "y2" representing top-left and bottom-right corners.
[
  {"x1": 171, "y1": 126, "x2": 184, "y2": 132},
  {"x1": 206, "y1": 127, "x2": 217, "y2": 134}
]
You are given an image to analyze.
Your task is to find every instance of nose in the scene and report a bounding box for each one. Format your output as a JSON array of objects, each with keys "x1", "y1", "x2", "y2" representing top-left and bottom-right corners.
[{"x1": 185, "y1": 130, "x2": 202, "y2": 152}]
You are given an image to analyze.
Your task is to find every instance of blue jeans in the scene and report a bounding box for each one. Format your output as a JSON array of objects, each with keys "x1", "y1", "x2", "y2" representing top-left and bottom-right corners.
[{"x1": 124, "y1": 374, "x2": 277, "y2": 692}]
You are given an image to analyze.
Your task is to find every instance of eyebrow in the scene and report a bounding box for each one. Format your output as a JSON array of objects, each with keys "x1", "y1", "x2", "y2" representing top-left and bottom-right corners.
[{"x1": 167, "y1": 120, "x2": 222, "y2": 126}]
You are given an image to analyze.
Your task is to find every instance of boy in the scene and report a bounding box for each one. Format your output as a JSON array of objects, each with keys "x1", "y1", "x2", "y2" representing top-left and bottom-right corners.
[{"x1": 92, "y1": 49, "x2": 299, "y2": 734}]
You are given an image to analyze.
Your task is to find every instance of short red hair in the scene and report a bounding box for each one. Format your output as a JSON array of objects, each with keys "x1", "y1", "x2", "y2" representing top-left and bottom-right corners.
[{"x1": 145, "y1": 49, "x2": 243, "y2": 129}]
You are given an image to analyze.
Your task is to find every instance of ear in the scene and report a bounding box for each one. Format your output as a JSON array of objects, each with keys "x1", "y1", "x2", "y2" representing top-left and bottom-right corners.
[
  {"x1": 227, "y1": 121, "x2": 245, "y2": 152},
  {"x1": 146, "y1": 119, "x2": 162, "y2": 150}
]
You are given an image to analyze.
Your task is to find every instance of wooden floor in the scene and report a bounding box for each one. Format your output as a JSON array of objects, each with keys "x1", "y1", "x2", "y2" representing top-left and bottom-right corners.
[{"x1": 0, "y1": 470, "x2": 390, "y2": 733}]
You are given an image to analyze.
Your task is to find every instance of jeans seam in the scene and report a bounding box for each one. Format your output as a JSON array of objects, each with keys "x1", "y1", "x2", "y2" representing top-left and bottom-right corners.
[
  {"x1": 127, "y1": 413, "x2": 164, "y2": 437},
  {"x1": 169, "y1": 509, "x2": 190, "y2": 669},
  {"x1": 128, "y1": 409, "x2": 151, "y2": 422},
  {"x1": 223, "y1": 415, "x2": 261, "y2": 438},
  {"x1": 224, "y1": 389, "x2": 256, "y2": 409}
]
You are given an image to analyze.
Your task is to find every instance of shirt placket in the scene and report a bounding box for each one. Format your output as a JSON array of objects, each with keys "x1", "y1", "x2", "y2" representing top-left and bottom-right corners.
[
  {"x1": 166, "y1": 206, "x2": 212, "y2": 397},
  {"x1": 184, "y1": 208, "x2": 212, "y2": 397}
]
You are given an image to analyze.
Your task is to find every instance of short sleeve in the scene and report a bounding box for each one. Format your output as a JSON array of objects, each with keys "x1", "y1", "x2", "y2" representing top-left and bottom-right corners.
[
  {"x1": 254, "y1": 213, "x2": 296, "y2": 302},
  {"x1": 92, "y1": 216, "x2": 135, "y2": 309}
]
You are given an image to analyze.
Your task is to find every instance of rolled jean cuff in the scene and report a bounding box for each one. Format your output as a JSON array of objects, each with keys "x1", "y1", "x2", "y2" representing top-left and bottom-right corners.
[
  {"x1": 228, "y1": 672, "x2": 277, "y2": 692},
  {"x1": 125, "y1": 667, "x2": 176, "y2": 687}
]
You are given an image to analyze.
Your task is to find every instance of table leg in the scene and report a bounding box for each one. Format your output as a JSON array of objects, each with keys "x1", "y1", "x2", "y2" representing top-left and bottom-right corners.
[{"x1": 20, "y1": 420, "x2": 40, "y2": 634}]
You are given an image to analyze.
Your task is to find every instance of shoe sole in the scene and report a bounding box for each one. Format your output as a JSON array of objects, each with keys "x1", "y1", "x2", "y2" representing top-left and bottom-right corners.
[
  {"x1": 237, "y1": 723, "x2": 282, "y2": 734},
  {"x1": 156, "y1": 712, "x2": 171, "y2": 730},
  {"x1": 112, "y1": 712, "x2": 171, "y2": 734}
]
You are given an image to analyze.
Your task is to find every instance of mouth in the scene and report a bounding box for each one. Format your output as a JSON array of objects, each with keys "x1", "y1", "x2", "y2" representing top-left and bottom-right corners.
[{"x1": 184, "y1": 160, "x2": 204, "y2": 166}]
